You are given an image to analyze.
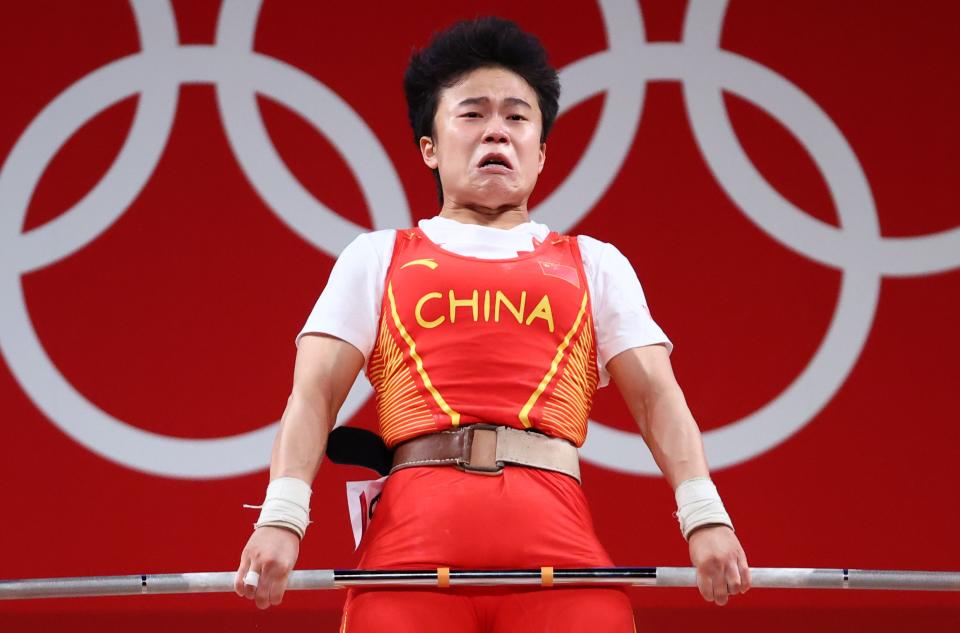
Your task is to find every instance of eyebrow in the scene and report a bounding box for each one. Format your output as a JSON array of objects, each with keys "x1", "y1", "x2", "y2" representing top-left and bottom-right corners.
[{"x1": 457, "y1": 96, "x2": 532, "y2": 109}]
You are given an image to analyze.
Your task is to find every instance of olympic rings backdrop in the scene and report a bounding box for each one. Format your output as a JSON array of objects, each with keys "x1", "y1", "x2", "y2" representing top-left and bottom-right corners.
[{"x1": 1, "y1": 0, "x2": 958, "y2": 630}]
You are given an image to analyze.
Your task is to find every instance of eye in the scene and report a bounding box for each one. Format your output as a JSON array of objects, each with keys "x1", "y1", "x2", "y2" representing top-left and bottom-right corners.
[
  {"x1": 461, "y1": 112, "x2": 482, "y2": 118},
  {"x1": 508, "y1": 114, "x2": 527, "y2": 121}
]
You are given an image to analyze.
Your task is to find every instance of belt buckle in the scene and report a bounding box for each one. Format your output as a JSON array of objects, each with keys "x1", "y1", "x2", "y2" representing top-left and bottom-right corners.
[{"x1": 458, "y1": 425, "x2": 503, "y2": 475}]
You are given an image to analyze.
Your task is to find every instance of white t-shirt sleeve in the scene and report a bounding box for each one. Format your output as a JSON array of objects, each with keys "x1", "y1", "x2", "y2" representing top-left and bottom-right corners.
[
  {"x1": 296, "y1": 230, "x2": 395, "y2": 361},
  {"x1": 578, "y1": 236, "x2": 672, "y2": 387}
]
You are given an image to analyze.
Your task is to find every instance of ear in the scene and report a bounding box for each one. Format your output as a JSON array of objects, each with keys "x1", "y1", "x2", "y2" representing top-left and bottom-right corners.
[
  {"x1": 420, "y1": 136, "x2": 439, "y2": 170},
  {"x1": 537, "y1": 142, "x2": 546, "y2": 174}
]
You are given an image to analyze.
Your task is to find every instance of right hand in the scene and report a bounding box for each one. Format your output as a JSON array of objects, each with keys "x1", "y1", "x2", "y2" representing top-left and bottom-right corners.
[
  {"x1": 235, "y1": 526, "x2": 301, "y2": 609},
  {"x1": 688, "y1": 525, "x2": 750, "y2": 606}
]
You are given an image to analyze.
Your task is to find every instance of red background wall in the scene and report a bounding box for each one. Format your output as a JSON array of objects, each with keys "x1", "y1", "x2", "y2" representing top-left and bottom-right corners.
[{"x1": 1, "y1": 0, "x2": 958, "y2": 630}]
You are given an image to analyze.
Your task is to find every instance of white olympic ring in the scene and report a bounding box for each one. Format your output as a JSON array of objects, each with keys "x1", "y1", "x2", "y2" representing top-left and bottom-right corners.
[
  {"x1": 0, "y1": 0, "x2": 403, "y2": 478},
  {"x1": 0, "y1": 0, "x2": 957, "y2": 478}
]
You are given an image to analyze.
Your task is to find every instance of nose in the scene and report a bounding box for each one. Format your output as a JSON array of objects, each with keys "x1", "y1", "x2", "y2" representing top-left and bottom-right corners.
[{"x1": 483, "y1": 122, "x2": 509, "y2": 144}]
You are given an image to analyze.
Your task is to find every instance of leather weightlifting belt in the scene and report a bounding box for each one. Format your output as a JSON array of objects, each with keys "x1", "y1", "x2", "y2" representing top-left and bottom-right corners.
[{"x1": 391, "y1": 424, "x2": 581, "y2": 483}]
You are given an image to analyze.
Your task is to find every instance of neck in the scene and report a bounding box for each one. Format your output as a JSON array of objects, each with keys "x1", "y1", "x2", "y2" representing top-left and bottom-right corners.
[{"x1": 438, "y1": 201, "x2": 530, "y2": 229}]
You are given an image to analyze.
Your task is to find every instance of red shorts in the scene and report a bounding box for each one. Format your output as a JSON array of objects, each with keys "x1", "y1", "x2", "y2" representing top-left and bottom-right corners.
[{"x1": 340, "y1": 466, "x2": 635, "y2": 632}]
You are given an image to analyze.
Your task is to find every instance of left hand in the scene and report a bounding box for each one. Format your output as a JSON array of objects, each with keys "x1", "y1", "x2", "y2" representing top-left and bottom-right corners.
[{"x1": 688, "y1": 525, "x2": 750, "y2": 606}]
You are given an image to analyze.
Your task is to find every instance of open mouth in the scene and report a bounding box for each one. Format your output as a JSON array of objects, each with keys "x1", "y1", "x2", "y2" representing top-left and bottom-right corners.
[{"x1": 477, "y1": 153, "x2": 513, "y2": 170}]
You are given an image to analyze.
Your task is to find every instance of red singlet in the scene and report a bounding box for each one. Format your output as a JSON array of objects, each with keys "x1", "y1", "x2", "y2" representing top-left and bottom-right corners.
[{"x1": 367, "y1": 228, "x2": 599, "y2": 448}]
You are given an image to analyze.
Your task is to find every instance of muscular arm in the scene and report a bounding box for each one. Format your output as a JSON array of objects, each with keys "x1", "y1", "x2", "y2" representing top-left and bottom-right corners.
[
  {"x1": 607, "y1": 344, "x2": 750, "y2": 605},
  {"x1": 236, "y1": 333, "x2": 365, "y2": 609},
  {"x1": 606, "y1": 344, "x2": 708, "y2": 488},
  {"x1": 269, "y1": 334, "x2": 366, "y2": 482}
]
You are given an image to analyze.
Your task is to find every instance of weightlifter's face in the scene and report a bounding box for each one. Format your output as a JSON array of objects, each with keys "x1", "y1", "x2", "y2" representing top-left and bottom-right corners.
[{"x1": 421, "y1": 66, "x2": 546, "y2": 211}]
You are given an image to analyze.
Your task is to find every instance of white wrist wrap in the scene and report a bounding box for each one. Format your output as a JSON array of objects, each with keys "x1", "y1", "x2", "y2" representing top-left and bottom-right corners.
[
  {"x1": 253, "y1": 477, "x2": 312, "y2": 539},
  {"x1": 674, "y1": 477, "x2": 733, "y2": 541}
]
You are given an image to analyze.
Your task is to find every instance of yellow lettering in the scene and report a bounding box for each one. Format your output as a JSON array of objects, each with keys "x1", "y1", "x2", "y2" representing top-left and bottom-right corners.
[
  {"x1": 495, "y1": 290, "x2": 526, "y2": 324},
  {"x1": 415, "y1": 289, "x2": 553, "y2": 330},
  {"x1": 525, "y1": 295, "x2": 555, "y2": 332},
  {"x1": 449, "y1": 289, "x2": 479, "y2": 323},
  {"x1": 415, "y1": 292, "x2": 445, "y2": 329}
]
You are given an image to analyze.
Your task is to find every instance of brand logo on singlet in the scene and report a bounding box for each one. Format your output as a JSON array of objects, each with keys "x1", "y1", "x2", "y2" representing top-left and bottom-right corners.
[{"x1": 414, "y1": 290, "x2": 555, "y2": 333}]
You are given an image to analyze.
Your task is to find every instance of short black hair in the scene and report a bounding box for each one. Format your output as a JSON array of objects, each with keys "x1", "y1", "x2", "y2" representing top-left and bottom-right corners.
[{"x1": 403, "y1": 17, "x2": 561, "y2": 202}]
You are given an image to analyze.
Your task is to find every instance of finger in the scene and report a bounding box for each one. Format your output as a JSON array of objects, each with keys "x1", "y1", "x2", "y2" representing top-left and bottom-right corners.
[
  {"x1": 270, "y1": 572, "x2": 288, "y2": 606},
  {"x1": 696, "y1": 570, "x2": 713, "y2": 603},
  {"x1": 235, "y1": 555, "x2": 250, "y2": 597},
  {"x1": 243, "y1": 558, "x2": 260, "y2": 600},
  {"x1": 255, "y1": 571, "x2": 274, "y2": 610},
  {"x1": 244, "y1": 569, "x2": 259, "y2": 599},
  {"x1": 739, "y1": 553, "x2": 752, "y2": 593},
  {"x1": 243, "y1": 569, "x2": 262, "y2": 600},
  {"x1": 725, "y1": 558, "x2": 743, "y2": 596},
  {"x1": 712, "y1": 571, "x2": 729, "y2": 606}
]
